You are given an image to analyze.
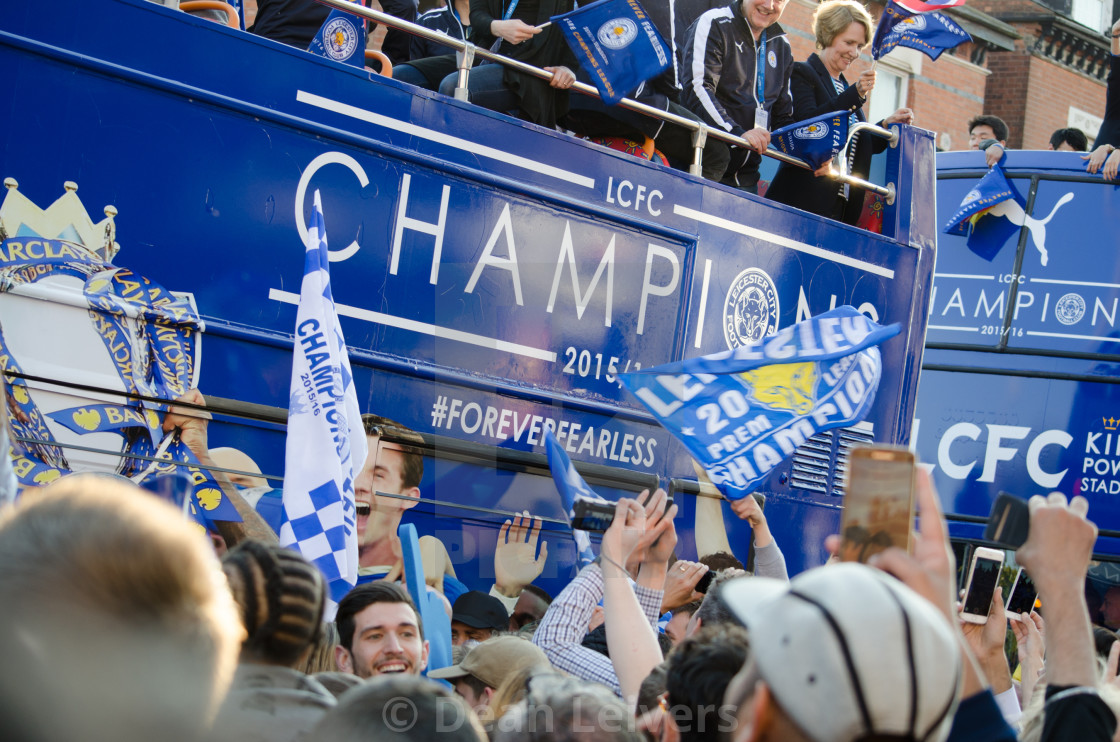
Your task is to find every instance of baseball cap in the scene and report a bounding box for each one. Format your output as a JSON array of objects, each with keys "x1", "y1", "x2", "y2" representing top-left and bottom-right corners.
[
  {"x1": 451, "y1": 591, "x2": 509, "y2": 631},
  {"x1": 720, "y1": 563, "x2": 961, "y2": 742},
  {"x1": 428, "y1": 635, "x2": 551, "y2": 688}
]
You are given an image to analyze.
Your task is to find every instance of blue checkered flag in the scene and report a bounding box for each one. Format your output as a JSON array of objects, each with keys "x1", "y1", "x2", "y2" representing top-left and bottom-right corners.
[{"x1": 281, "y1": 190, "x2": 367, "y2": 617}]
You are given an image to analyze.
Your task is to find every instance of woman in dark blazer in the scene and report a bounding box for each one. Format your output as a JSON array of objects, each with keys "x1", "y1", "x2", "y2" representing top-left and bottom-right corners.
[{"x1": 765, "y1": 0, "x2": 912, "y2": 226}]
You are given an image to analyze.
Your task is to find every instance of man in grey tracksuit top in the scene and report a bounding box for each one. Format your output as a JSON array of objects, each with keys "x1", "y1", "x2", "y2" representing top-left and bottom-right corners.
[{"x1": 680, "y1": 0, "x2": 795, "y2": 192}]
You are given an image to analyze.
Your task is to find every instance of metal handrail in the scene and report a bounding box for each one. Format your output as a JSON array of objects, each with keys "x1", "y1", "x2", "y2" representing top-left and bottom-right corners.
[{"x1": 313, "y1": 0, "x2": 897, "y2": 200}]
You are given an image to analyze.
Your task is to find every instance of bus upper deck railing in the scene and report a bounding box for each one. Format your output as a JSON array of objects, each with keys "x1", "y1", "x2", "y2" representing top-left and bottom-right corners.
[{"x1": 312, "y1": 0, "x2": 898, "y2": 204}]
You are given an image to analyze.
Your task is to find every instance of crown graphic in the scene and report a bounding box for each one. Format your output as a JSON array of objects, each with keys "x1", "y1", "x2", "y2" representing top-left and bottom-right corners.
[
  {"x1": 0, "y1": 178, "x2": 119, "y2": 262},
  {"x1": 1105, "y1": 417, "x2": 1119, "y2": 432}
]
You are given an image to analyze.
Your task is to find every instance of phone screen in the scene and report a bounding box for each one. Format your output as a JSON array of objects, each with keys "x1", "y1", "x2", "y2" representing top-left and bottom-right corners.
[
  {"x1": 1006, "y1": 571, "x2": 1038, "y2": 615},
  {"x1": 963, "y1": 555, "x2": 1003, "y2": 616},
  {"x1": 840, "y1": 447, "x2": 915, "y2": 563}
]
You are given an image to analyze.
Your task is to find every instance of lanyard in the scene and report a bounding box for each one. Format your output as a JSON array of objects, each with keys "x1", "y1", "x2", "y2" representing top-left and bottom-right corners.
[
  {"x1": 502, "y1": 0, "x2": 519, "y2": 20},
  {"x1": 755, "y1": 32, "x2": 767, "y2": 106}
]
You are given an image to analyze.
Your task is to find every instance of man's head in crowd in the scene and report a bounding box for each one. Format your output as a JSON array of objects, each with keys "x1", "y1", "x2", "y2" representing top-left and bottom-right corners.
[
  {"x1": 0, "y1": 474, "x2": 242, "y2": 742},
  {"x1": 666, "y1": 600, "x2": 702, "y2": 646},
  {"x1": 356, "y1": 414, "x2": 425, "y2": 563},
  {"x1": 719, "y1": 564, "x2": 961, "y2": 742},
  {"x1": 1048, "y1": 127, "x2": 1088, "y2": 152},
  {"x1": 429, "y1": 635, "x2": 553, "y2": 713},
  {"x1": 222, "y1": 540, "x2": 327, "y2": 667},
  {"x1": 451, "y1": 590, "x2": 510, "y2": 646},
  {"x1": 742, "y1": 0, "x2": 790, "y2": 41},
  {"x1": 313, "y1": 675, "x2": 487, "y2": 742},
  {"x1": 335, "y1": 581, "x2": 429, "y2": 678},
  {"x1": 666, "y1": 624, "x2": 751, "y2": 742},
  {"x1": 510, "y1": 584, "x2": 553, "y2": 630},
  {"x1": 686, "y1": 569, "x2": 746, "y2": 637},
  {"x1": 492, "y1": 675, "x2": 645, "y2": 742},
  {"x1": 968, "y1": 114, "x2": 1009, "y2": 149}
]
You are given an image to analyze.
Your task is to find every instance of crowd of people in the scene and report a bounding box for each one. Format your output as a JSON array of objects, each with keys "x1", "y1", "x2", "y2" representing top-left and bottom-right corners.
[
  {"x1": 176, "y1": 0, "x2": 1120, "y2": 227},
  {"x1": 5, "y1": 385, "x2": 1120, "y2": 742}
]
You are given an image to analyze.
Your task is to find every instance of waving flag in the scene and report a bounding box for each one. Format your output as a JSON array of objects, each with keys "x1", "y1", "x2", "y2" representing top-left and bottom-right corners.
[
  {"x1": 770, "y1": 111, "x2": 850, "y2": 170},
  {"x1": 552, "y1": 0, "x2": 670, "y2": 105},
  {"x1": 896, "y1": 0, "x2": 968, "y2": 11},
  {"x1": 943, "y1": 164, "x2": 1025, "y2": 261},
  {"x1": 280, "y1": 190, "x2": 367, "y2": 616},
  {"x1": 543, "y1": 426, "x2": 603, "y2": 567},
  {"x1": 620, "y1": 307, "x2": 900, "y2": 500},
  {"x1": 872, "y1": 0, "x2": 971, "y2": 61},
  {"x1": 308, "y1": 1, "x2": 367, "y2": 68},
  {"x1": 399, "y1": 523, "x2": 453, "y2": 677}
]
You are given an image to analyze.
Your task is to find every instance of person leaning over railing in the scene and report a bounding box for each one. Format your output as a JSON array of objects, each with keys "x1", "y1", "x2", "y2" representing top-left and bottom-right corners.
[
  {"x1": 763, "y1": 0, "x2": 912, "y2": 225},
  {"x1": 1084, "y1": 17, "x2": 1120, "y2": 181}
]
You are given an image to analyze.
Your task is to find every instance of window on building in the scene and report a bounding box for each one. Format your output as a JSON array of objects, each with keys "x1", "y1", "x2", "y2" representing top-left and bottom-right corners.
[
  {"x1": 1071, "y1": 0, "x2": 1108, "y2": 32},
  {"x1": 868, "y1": 67, "x2": 908, "y2": 126}
]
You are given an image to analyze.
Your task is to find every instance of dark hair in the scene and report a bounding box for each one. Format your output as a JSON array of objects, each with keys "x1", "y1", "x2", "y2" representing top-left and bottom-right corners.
[
  {"x1": 699, "y1": 551, "x2": 744, "y2": 572},
  {"x1": 362, "y1": 413, "x2": 425, "y2": 490},
  {"x1": 336, "y1": 581, "x2": 424, "y2": 651},
  {"x1": 694, "y1": 570, "x2": 745, "y2": 629},
  {"x1": 1093, "y1": 625, "x2": 1119, "y2": 660},
  {"x1": 222, "y1": 540, "x2": 327, "y2": 666},
  {"x1": 968, "y1": 115, "x2": 1009, "y2": 143},
  {"x1": 458, "y1": 672, "x2": 493, "y2": 695},
  {"x1": 313, "y1": 675, "x2": 486, "y2": 742},
  {"x1": 636, "y1": 663, "x2": 668, "y2": 717},
  {"x1": 666, "y1": 624, "x2": 751, "y2": 742},
  {"x1": 1049, "y1": 127, "x2": 1088, "y2": 151},
  {"x1": 522, "y1": 584, "x2": 553, "y2": 606}
]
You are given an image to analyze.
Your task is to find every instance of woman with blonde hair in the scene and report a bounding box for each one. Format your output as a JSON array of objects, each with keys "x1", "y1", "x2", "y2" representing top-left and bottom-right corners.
[{"x1": 765, "y1": 0, "x2": 914, "y2": 225}]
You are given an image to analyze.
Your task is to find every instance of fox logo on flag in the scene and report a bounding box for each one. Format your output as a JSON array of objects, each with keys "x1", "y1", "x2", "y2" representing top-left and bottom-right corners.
[
  {"x1": 280, "y1": 190, "x2": 367, "y2": 617},
  {"x1": 620, "y1": 307, "x2": 900, "y2": 499},
  {"x1": 308, "y1": 2, "x2": 367, "y2": 68},
  {"x1": 769, "y1": 111, "x2": 849, "y2": 170}
]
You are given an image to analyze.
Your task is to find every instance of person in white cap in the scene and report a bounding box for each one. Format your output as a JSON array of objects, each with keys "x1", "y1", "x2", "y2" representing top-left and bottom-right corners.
[{"x1": 718, "y1": 562, "x2": 962, "y2": 742}]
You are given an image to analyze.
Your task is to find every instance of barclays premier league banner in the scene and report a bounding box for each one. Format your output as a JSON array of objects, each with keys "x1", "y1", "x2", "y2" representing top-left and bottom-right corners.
[
  {"x1": 619, "y1": 307, "x2": 900, "y2": 499},
  {"x1": 770, "y1": 111, "x2": 849, "y2": 170},
  {"x1": 553, "y1": 0, "x2": 670, "y2": 105},
  {"x1": 871, "y1": 0, "x2": 970, "y2": 62}
]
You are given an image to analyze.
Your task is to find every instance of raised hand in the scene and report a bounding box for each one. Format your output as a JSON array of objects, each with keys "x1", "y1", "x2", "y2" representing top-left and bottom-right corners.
[{"x1": 494, "y1": 511, "x2": 549, "y2": 597}]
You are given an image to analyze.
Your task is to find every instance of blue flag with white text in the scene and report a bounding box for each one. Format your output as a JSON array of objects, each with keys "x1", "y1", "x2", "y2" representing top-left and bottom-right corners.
[
  {"x1": 942, "y1": 164, "x2": 1024, "y2": 261},
  {"x1": 308, "y1": 2, "x2": 367, "y2": 68},
  {"x1": 552, "y1": 0, "x2": 670, "y2": 105},
  {"x1": 280, "y1": 190, "x2": 368, "y2": 617},
  {"x1": 543, "y1": 426, "x2": 603, "y2": 568},
  {"x1": 619, "y1": 307, "x2": 900, "y2": 500},
  {"x1": 871, "y1": 0, "x2": 971, "y2": 61},
  {"x1": 770, "y1": 111, "x2": 850, "y2": 170}
]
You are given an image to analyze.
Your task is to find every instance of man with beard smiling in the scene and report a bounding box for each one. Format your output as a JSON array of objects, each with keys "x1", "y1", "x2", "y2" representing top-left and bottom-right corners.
[{"x1": 334, "y1": 581, "x2": 430, "y2": 678}]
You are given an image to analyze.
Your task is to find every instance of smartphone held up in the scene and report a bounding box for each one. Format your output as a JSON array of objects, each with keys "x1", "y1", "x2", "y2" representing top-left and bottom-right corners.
[
  {"x1": 961, "y1": 546, "x2": 1005, "y2": 624},
  {"x1": 838, "y1": 445, "x2": 916, "y2": 563}
]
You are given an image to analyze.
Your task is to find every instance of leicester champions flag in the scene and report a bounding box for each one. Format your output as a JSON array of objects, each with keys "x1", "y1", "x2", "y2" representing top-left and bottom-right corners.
[
  {"x1": 543, "y1": 426, "x2": 603, "y2": 567},
  {"x1": 281, "y1": 190, "x2": 367, "y2": 615},
  {"x1": 943, "y1": 164, "x2": 1024, "y2": 261},
  {"x1": 308, "y1": 0, "x2": 367, "y2": 68},
  {"x1": 620, "y1": 307, "x2": 899, "y2": 500},
  {"x1": 770, "y1": 111, "x2": 850, "y2": 170},
  {"x1": 553, "y1": 0, "x2": 670, "y2": 105},
  {"x1": 871, "y1": 0, "x2": 971, "y2": 61}
]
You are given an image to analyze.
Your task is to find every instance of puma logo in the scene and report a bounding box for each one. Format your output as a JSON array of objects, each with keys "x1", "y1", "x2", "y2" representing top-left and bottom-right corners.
[
  {"x1": 735, "y1": 41, "x2": 745, "y2": 53},
  {"x1": 987, "y1": 192, "x2": 1074, "y2": 267}
]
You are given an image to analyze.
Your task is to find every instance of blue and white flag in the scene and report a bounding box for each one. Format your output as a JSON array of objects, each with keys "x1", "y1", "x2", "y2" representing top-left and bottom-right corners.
[
  {"x1": 871, "y1": 0, "x2": 971, "y2": 61},
  {"x1": 620, "y1": 307, "x2": 900, "y2": 500},
  {"x1": 308, "y1": 1, "x2": 367, "y2": 68},
  {"x1": 943, "y1": 164, "x2": 1024, "y2": 261},
  {"x1": 280, "y1": 190, "x2": 367, "y2": 616},
  {"x1": 770, "y1": 111, "x2": 850, "y2": 170},
  {"x1": 543, "y1": 426, "x2": 602, "y2": 568},
  {"x1": 552, "y1": 0, "x2": 670, "y2": 105}
]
